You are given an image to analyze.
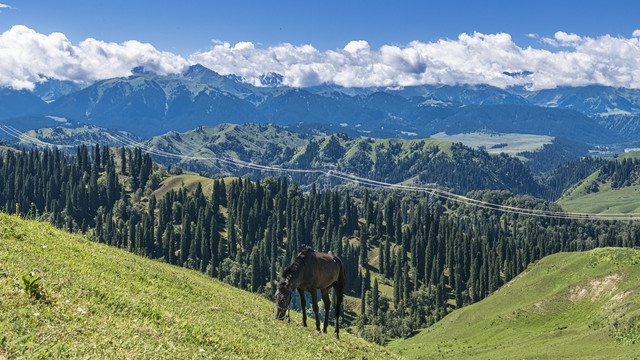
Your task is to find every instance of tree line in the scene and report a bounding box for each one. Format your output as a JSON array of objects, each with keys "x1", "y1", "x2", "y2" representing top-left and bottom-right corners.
[{"x1": 1, "y1": 145, "x2": 639, "y2": 344}]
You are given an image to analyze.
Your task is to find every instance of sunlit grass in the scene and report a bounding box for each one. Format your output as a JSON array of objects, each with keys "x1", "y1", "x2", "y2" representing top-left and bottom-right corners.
[{"x1": 0, "y1": 213, "x2": 397, "y2": 359}]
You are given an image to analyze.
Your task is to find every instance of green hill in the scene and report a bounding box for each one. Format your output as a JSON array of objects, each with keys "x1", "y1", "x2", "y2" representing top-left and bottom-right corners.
[
  {"x1": 0, "y1": 213, "x2": 396, "y2": 359},
  {"x1": 558, "y1": 156, "x2": 640, "y2": 214},
  {"x1": 390, "y1": 248, "x2": 640, "y2": 359},
  {"x1": 145, "y1": 123, "x2": 545, "y2": 196}
]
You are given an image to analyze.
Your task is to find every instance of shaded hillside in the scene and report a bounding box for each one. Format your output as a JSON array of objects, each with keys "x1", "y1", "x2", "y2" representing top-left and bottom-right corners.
[
  {"x1": 595, "y1": 114, "x2": 640, "y2": 143},
  {"x1": 518, "y1": 137, "x2": 591, "y2": 176},
  {"x1": 0, "y1": 89, "x2": 47, "y2": 119},
  {"x1": 0, "y1": 213, "x2": 394, "y2": 359},
  {"x1": 425, "y1": 104, "x2": 616, "y2": 144},
  {"x1": 391, "y1": 248, "x2": 640, "y2": 359}
]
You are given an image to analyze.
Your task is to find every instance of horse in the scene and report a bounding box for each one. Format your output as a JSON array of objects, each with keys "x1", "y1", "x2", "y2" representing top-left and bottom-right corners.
[{"x1": 273, "y1": 246, "x2": 346, "y2": 339}]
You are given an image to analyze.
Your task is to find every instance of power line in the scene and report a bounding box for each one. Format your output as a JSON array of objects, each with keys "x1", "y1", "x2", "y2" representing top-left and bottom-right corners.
[
  {"x1": 107, "y1": 132, "x2": 640, "y2": 221},
  {"x1": 3, "y1": 125, "x2": 640, "y2": 221}
]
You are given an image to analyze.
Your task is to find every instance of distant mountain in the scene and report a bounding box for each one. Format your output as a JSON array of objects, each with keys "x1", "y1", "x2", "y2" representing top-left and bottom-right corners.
[
  {"x1": 257, "y1": 88, "x2": 394, "y2": 128},
  {"x1": 181, "y1": 64, "x2": 257, "y2": 99},
  {"x1": 0, "y1": 89, "x2": 47, "y2": 119},
  {"x1": 526, "y1": 85, "x2": 640, "y2": 116},
  {"x1": 594, "y1": 114, "x2": 640, "y2": 143},
  {"x1": 259, "y1": 72, "x2": 284, "y2": 87},
  {"x1": 5, "y1": 64, "x2": 640, "y2": 145},
  {"x1": 389, "y1": 84, "x2": 529, "y2": 105},
  {"x1": 32, "y1": 79, "x2": 85, "y2": 102},
  {"x1": 424, "y1": 104, "x2": 616, "y2": 144},
  {"x1": 47, "y1": 73, "x2": 263, "y2": 136}
]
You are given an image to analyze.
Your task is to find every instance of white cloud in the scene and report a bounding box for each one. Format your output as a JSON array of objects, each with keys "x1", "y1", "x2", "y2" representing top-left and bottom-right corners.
[
  {"x1": 0, "y1": 3, "x2": 10, "y2": 8},
  {"x1": 633, "y1": 29, "x2": 640, "y2": 38},
  {"x1": 191, "y1": 31, "x2": 640, "y2": 90},
  {"x1": 0, "y1": 25, "x2": 188, "y2": 90},
  {"x1": 3, "y1": 25, "x2": 640, "y2": 91}
]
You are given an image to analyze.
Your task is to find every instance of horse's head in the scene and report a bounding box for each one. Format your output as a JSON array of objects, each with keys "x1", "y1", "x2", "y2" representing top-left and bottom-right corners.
[{"x1": 273, "y1": 279, "x2": 292, "y2": 320}]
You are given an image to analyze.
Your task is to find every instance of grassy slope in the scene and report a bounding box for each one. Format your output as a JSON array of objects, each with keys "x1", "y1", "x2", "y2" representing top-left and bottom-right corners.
[
  {"x1": 152, "y1": 174, "x2": 237, "y2": 199},
  {"x1": 558, "y1": 182, "x2": 640, "y2": 214},
  {"x1": 0, "y1": 214, "x2": 397, "y2": 359},
  {"x1": 431, "y1": 131, "x2": 553, "y2": 157},
  {"x1": 558, "y1": 166, "x2": 640, "y2": 214},
  {"x1": 391, "y1": 248, "x2": 640, "y2": 359}
]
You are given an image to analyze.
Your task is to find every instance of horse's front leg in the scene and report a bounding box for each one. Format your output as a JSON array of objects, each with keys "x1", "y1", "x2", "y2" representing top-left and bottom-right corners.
[
  {"x1": 320, "y1": 288, "x2": 331, "y2": 333},
  {"x1": 298, "y1": 288, "x2": 307, "y2": 327},
  {"x1": 311, "y1": 289, "x2": 320, "y2": 332}
]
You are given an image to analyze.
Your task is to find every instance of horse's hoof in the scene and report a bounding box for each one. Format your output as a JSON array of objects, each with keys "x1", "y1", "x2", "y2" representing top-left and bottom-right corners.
[{"x1": 315, "y1": 330, "x2": 321, "y2": 334}]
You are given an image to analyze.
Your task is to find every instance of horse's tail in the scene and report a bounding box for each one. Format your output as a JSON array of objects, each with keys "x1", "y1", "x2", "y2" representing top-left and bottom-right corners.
[{"x1": 336, "y1": 255, "x2": 346, "y2": 291}]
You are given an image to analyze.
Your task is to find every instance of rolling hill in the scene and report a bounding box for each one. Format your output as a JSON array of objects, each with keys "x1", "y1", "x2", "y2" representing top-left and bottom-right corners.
[
  {"x1": 390, "y1": 247, "x2": 640, "y2": 359},
  {"x1": 0, "y1": 213, "x2": 396, "y2": 359},
  {"x1": 142, "y1": 123, "x2": 546, "y2": 197}
]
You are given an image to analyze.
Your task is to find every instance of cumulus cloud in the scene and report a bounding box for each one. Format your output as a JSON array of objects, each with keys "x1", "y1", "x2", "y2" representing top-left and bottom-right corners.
[
  {"x1": 0, "y1": 25, "x2": 188, "y2": 89},
  {"x1": 190, "y1": 31, "x2": 640, "y2": 90},
  {"x1": 3, "y1": 25, "x2": 640, "y2": 91}
]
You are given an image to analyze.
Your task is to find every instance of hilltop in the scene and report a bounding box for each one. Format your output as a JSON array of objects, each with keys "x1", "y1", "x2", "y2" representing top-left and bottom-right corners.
[
  {"x1": 0, "y1": 213, "x2": 395, "y2": 359},
  {"x1": 390, "y1": 247, "x2": 640, "y2": 359}
]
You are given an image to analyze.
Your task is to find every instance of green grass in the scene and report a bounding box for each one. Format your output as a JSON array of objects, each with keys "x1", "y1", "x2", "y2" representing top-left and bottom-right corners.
[
  {"x1": 558, "y1": 171, "x2": 640, "y2": 214},
  {"x1": 619, "y1": 151, "x2": 640, "y2": 160},
  {"x1": 152, "y1": 174, "x2": 237, "y2": 199},
  {"x1": 390, "y1": 248, "x2": 640, "y2": 359},
  {"x1": 0, "y1": 214, "x2": 397, "y2": 359},
  {"x1": 430, "y1": 131, "x2": 553, "y2": 157}
]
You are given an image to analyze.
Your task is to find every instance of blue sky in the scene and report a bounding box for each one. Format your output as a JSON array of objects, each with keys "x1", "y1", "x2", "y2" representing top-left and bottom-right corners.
[
  {"x1": 2, "y1": 0, "x2": 639, "y2": 55},
  {"x1": 1, "y1": 0, "x2": 640, "y2": 90}
]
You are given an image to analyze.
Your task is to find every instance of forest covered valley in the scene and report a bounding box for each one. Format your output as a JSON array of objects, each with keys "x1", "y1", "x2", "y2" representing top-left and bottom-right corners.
[{"x1": 2, "y1": 140, "x2": 640, "y2": 358}]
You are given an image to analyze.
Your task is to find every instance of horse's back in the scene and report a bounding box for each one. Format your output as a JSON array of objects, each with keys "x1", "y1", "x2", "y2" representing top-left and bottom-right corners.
[{"x1": 310, "y1": 251, "x2": 343, "y2": 288}]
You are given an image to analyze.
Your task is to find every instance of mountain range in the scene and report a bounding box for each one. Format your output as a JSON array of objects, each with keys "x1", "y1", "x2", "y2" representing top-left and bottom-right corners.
[{"x1": 1, "y1": 64, "x2": 640, "y2": 147}]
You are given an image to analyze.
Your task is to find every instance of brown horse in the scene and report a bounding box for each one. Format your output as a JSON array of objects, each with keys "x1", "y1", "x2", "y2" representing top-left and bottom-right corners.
[{"x1": 274, "y1": 246, "x2": 346, "y2": 338}]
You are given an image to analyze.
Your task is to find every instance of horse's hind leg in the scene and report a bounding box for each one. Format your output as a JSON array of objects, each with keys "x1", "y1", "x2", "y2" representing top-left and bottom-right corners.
[
  {"x1": 320, "y1": 288, "x2": 331, "y2": 333},
  {"x1": 298, "y1": 288, "x2": 307, "y2": 327},
  {"x1": 311, "y1": 289, "x2": 321, "y2": 332},
  {"x1": 335, "y1": 284, "x2": 344, "y2": 339}
]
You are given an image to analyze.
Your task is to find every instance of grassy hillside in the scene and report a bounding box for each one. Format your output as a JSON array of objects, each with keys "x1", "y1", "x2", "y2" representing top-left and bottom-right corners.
[
  {"x1": 558, "y1": 181, "x2": 640, "y2": 214},
  {"x1": 0, "y1": 214, "x2": 396, "y2": 359},
  {"x1": 430, "y1": 131, "x2": 553, "y2": 157},
  {"x1": 152, "y1": 173, "x2": 237, "y2": 199},
  {"x1": 558, "y1": 165, "x2": 640, "y2": 214},
  {"x1": 390, "y1": 248, "x2": 640, "y2": 359}
]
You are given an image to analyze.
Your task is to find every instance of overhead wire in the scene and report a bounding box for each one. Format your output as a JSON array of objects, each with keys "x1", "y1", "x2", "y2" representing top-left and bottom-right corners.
[
  {"x1": 2, "y1": 124, "x2": 639, "y2": 221},
  {"x1": 107, "y1": 132, "x2": 640, "y2": 221}
]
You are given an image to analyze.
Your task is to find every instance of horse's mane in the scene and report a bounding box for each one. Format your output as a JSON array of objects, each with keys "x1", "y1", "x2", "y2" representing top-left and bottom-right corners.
[{"x1": 282, "y1": 246, "x2": 315, "y2": 281}]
